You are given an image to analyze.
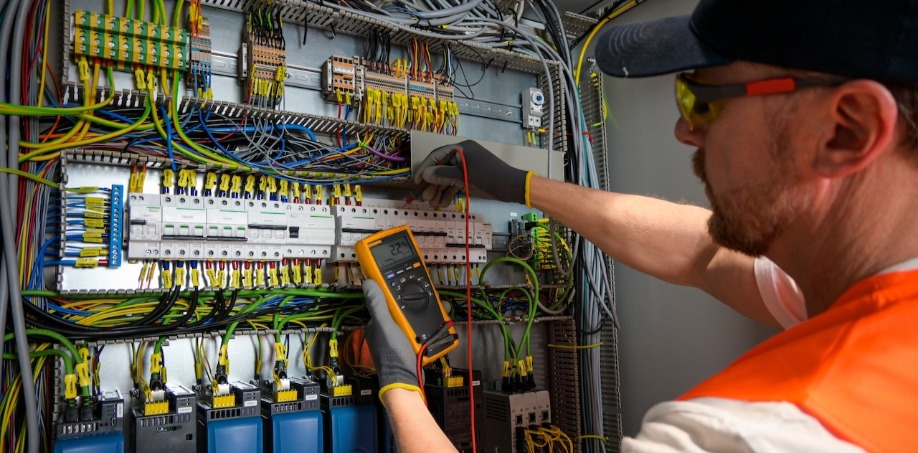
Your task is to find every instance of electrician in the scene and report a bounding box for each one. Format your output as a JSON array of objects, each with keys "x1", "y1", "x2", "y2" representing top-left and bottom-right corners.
[{"x1": 363, "y1": 0, "x2": 918, "y2": 451}]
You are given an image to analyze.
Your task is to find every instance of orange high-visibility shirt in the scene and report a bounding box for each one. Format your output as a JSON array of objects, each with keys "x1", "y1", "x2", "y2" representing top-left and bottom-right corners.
[{"x1": 680, "y1": 269, "x2": 918, "y2": 453}]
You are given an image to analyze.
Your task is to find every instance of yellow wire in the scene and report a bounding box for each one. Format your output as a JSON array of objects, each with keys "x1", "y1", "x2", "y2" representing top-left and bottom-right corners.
[
  {"x1": 76, "y1": 302, "x2": 160, "y2": 325},
  {"x1": 75, "y1": 62, "x2": 102, "y2": 142},
  {"x1": 19, "y1": 98, "x2": 151, "y2": 160},
  {"x1": 574, "y1": 0, "x2": 640, "y2": 84},
  {"x1": 38, "y1": 4, "x2": 51, "y2": 107},
  {"x1": 1, "y1": 372, "x2": 21, "y2": 447},
  {"x1": 0, "y1": 345, "x2": 50, "y2": 446},
  {"x1": 0, "y1": 168, "x2": 56, "y2": 187},
  {"x1": 576, "y1": 434, "x2": 609, "y2": 443}
]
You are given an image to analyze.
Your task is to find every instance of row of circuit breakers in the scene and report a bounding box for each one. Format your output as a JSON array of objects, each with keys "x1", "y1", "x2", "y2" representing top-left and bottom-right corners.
[
  {"x1": 109, "y1": 189, "x2": 493, "y2": 290},
  {"x1": 128, "y1": 193, "x2": 491, "y2": 263},
  {"x1": 54, "y1": 370, "x2": 553, "y2": 453}
]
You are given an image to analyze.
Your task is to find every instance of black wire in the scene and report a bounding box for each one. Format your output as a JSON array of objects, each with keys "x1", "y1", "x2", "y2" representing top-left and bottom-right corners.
[
  {"x1": 169, "y1": 288, "x2": 200, "y2": 327},
  {"x1": 185, "y1": 290, "x2": 221, "y2": 327},
  {"x1": 445, "y1": 42, "x2": 491, "y2": 99},
  {"x1": 138, "y1": 286, "x2": 181, "y2": 326},
  {"x1": 23, "y1": 292, "x2": 334, "y2": 341}
]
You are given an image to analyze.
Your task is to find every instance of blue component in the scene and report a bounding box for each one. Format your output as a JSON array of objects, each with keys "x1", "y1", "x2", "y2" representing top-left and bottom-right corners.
[
  {"x1": 206, "y1": 417, "x2": 263, "y2": 453},
  {"x1": 108, "y1": 184, "x2": 124, "y2": 268},
  {"x1": 329, "y1": 405, "x2": 377, "y2": 452},
  {"x1": 271, "y1": 411, "x2": 323, "y2": 453},
  {"x1": 54, "y1": 433, "x2": 124, "y2": 453}
]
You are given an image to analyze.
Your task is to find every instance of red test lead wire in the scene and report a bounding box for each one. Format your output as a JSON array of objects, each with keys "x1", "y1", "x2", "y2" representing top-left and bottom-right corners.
[
  {"x1": 455, "y1": 149, "x2": 477, "y2": 453},
  {"x1": 417, "y1": 343, "x2": 428, "y2": 404}
]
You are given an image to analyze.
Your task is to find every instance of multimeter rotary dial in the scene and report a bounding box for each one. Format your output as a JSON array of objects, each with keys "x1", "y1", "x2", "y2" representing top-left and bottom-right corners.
[{"x1": 399, "y1": 281, "x2": 431, "y2": 312}]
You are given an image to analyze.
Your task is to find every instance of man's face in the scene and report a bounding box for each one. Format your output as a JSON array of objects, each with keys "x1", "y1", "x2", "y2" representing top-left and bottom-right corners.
[{"x1": 677, "y1": 63, "x2": 813, "y2": 256}]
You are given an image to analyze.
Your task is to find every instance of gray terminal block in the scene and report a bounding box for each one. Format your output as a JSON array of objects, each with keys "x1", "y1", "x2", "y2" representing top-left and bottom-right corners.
[{"x1": 131, "y1": 384, "x2": 196, "y2": 453}]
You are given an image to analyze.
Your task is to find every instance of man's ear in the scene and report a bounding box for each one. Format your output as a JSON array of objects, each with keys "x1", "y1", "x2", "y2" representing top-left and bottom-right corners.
[{"x1": 815, "y1": 80, "x2": 899, "y2": 177}]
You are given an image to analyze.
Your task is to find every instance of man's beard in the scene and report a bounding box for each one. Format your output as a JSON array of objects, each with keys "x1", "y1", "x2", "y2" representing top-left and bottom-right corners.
[{"x1": 692, "y1": 131, "x2": 806, "y2": 257}]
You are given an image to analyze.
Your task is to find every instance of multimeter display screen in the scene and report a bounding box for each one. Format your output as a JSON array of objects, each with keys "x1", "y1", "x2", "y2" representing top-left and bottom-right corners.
[{"x1": 371, "y1": 235, "x2": 417, "y2": 268}]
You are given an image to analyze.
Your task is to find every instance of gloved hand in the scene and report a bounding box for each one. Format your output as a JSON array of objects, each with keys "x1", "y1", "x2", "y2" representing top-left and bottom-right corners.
[
  {"x1": 362, "y1": 279, "x2": 422, "y2": 399},
  {"x1": 414, "y1": 140, "x2": 534, "y2": 208}
]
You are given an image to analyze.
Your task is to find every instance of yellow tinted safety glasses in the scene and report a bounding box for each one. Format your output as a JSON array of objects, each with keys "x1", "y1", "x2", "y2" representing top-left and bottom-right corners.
[{"x1": 675, "y1": 73, "x2": 837, "y2": 130}]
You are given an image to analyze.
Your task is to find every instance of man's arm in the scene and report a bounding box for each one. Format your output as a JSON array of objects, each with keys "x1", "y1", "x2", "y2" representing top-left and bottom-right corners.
[
  {"x1": 382, "y1": 389, "x2": 459, "y2": 453},
  {"x1": 529, "y1": 175, "x2": 781, "y2": 327},
  {"x1": 413, "y1": 141, "x2": 782, "y2": 327}
]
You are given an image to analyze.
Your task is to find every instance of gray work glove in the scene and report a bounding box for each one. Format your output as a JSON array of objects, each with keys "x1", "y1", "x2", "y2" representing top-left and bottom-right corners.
[
  {"x1": 414, "y1": 140, "x2": 534, "y2": 208},
  {"x1": 362, "y1": 280, "x2": 422, "y2": 399}
]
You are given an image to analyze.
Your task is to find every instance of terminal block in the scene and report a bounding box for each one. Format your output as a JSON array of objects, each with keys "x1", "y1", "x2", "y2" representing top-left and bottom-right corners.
[
  {"x1": 188, "y1": 15, "x2": 213, "y2": 97},
  {"x1": 321, "y1": 56, "x2": 365, "y2": 102},
  {"x1": 72, "y1": 10, "x2": 188, "y2": 71},
  {"x1": 239, "y1": 10, "x2": 287, "y2": 107}
]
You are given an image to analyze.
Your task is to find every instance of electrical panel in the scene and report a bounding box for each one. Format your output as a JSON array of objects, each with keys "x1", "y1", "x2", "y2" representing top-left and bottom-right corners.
[{"x1": 0, "y1": 0, "x2": 615, "y2": 451}]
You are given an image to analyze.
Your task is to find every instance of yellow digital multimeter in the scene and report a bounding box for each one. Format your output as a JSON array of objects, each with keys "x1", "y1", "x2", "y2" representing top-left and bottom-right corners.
[{"x1": 356, "y1": 225, "x2": 459, "y2": 366}]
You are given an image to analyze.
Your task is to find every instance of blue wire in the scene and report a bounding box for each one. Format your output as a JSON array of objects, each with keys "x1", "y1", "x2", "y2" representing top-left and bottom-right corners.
[
  {"x1": 43, "y1": 302, "x2": 92, "y2": 317},
  {"x1": 160, "y1": 104, "x2": 177, "y2": 172},
  {"x1": 95, "y1": 109, "x2": 136, "y2": 124},
  {"x1": 29, "y1": 237, "x2": 60, "y2": 289}
]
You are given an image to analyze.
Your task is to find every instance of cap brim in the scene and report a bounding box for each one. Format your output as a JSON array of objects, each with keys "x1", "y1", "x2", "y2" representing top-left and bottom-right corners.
[{"x1": 595, "y1": 15, "x2": 731, "y2": 78}]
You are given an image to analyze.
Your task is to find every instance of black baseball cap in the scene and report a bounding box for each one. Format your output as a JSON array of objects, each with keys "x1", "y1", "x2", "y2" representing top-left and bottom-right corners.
[{"x1": 595, "y1": 0, "x2": 918, "y2": 83}]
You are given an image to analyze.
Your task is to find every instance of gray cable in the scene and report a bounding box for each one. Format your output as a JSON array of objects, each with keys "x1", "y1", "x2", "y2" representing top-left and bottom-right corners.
[
  {"x1": 0, "y1": 0, "x2": 12, "y2": 361},
  {"x1": 0, "y1": 262, "x2": 8, "y2": 365},
  {"x1": 1, "y1": 1, "x2": 42, "y2": 451}
]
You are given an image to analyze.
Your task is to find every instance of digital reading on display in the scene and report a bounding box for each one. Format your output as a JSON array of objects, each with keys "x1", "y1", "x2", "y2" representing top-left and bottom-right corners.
[{"x1": 370, "y1": 234, "x2": 416, "y2": 268}]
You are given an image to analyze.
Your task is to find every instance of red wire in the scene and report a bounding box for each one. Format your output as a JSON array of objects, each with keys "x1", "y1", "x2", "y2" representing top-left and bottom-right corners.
[
  {"x1": 455, "y1": 150, "x2": 477, "y2": 453},
  {"x1": 417, "y1": 343, "x2": 428, "y2": 404}
]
